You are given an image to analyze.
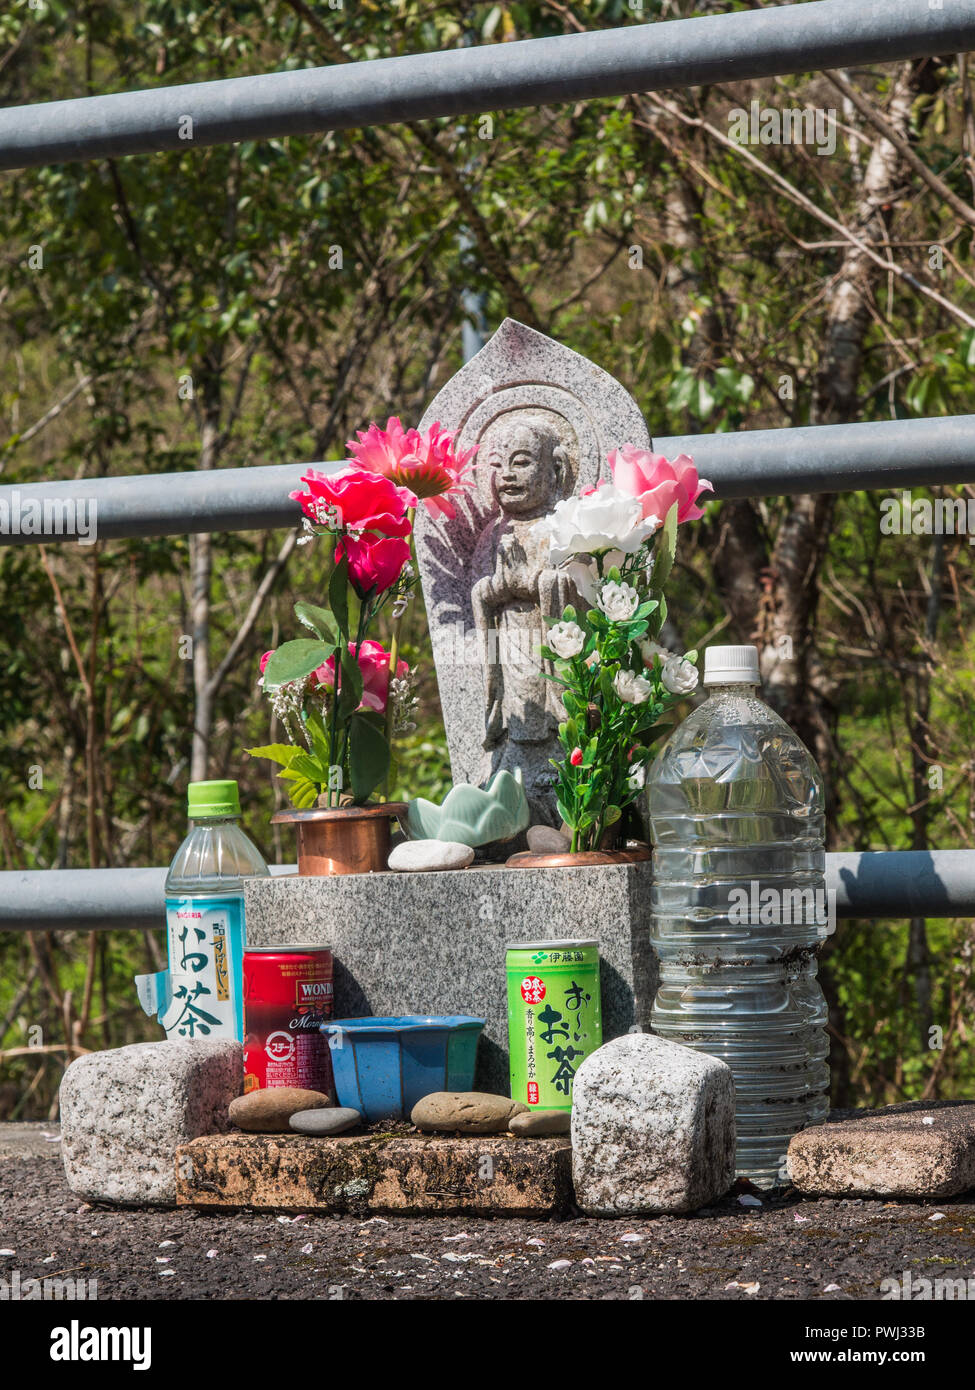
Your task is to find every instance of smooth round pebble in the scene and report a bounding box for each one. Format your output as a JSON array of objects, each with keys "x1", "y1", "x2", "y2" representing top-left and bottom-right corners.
[
  {"x1": 526, "y1": 825, "x2": 571, "y2": 854},
  {"x1": 411, "y1": 1091, "x2": 528, "y2": 1134},
  {"x1": 229, "y1": 1087, "x2": 331, "y2": 1134},
  {"x1": 289, "y1": 1107, "x2": 362, "y2": 1137},
  {"x1": 388, "y1": 839, "x2": 474, "y2": 872},
  {"x1": 509, "y1": 1109, "x2": 571, "y2": 1137}
]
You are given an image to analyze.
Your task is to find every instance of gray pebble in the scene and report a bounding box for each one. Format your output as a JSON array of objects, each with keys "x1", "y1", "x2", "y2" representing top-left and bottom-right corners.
[
  {"x1": 289, "y1": 1106, "x2": 363, "y2": 1137},
  {"x1": 526, "y1": 825, "x2": 571, "y2": 854}
]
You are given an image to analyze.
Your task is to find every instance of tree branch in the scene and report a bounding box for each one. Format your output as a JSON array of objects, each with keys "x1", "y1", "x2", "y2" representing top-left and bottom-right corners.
[
  {"x1": 822, "y1": 68, "x2": 975, "y2": 232},
  {"x1": 644, "y1": 95, "x2": 975, "y2": 331}
]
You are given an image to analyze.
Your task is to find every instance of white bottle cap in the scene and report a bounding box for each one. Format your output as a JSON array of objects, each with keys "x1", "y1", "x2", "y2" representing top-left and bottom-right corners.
[{"x1": 703, "y1": 644, "x2": 760, "y2": 686}]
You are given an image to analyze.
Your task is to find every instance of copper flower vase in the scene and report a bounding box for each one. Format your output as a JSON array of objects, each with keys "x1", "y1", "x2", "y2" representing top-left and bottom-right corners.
[{"x1": 272, "y1": 804, "x2": 407, "y2": 876}]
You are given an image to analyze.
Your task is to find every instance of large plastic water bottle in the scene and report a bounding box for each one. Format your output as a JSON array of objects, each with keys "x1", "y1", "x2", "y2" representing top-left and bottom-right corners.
[
  {"x1": 646, "y1": 645, "x2": 830, "y2": 1187},
  {"x1": 137, "y1": 780, "x2": 269, "y2": 1042}
]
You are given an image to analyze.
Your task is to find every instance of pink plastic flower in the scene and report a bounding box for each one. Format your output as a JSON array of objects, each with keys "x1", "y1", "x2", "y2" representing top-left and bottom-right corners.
[
  {"x1": 315, "y1": 640, "x2": 409, "y2": 714},
  {"x1": 290, "y1": 464, "x2": 415, "y2": 538},
  {"x1": 337, "y1": 534, "x2": 411, "y2": 599},
  {"x1": 347, "y1": 417, "x2": 476, "y2": 519},
  {"x1": 607, "y1": 446, "x2": 712, "y2": 524}
]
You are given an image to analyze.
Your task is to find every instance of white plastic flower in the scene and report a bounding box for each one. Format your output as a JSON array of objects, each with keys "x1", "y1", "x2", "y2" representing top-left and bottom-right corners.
[
  {"x1": 661, "y1": 654, "x2": 699, "y2": 695},
  {"x1": 565, "y1": 552, "x2": 624, "y2": 606},
  {"x1": 533, "y1": 485, "x2": 661, "y2": 565},
  {"x1": 639, "y1": 638, "x2": 667, "y2": 666},
  {"x1": 597, "y1": 581, "x2": 640, "y2": 623},
  {"x1": 548, "y1": 620, "x2": 586, "y2": 659},
  {"x1": 613, "y1": 668, "x2": 654, "y2": 705},
  {"x1": 627, "y1": 762, "x2": 648, "y2": 792}
]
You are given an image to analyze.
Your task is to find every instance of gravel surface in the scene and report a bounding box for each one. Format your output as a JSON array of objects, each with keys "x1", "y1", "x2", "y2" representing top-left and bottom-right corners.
[{"x1": 3, "y1": 1153, "x2": 975, "y2": 1301}]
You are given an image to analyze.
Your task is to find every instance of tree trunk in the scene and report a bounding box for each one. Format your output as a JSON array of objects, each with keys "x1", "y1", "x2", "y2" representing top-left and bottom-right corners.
[
  {"x1": 767, "y1": 63, "x2": 929, "y2": 1106},
  {"x1": 189, "y1": 403, "x2": 221, "y2": 783}
]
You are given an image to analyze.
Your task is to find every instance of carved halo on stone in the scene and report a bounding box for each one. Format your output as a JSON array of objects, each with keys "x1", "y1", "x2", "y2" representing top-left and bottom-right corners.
[{"x1": 456, "y1": 386, "x2": 604, "y2": 513}]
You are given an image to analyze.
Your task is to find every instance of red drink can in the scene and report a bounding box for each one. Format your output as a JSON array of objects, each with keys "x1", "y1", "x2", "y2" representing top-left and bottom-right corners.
[{"x1": 243, "y1": 944, "x2": 334, "y2": 1096}]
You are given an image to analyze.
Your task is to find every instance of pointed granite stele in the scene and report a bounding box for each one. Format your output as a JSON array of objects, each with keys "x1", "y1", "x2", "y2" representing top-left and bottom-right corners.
[
  {"x1": 414, "y1": 319, "x2": 651, "y2": 825},
  {"x1": 406, "y1": 768, "x2": 530, "y2": 848}
]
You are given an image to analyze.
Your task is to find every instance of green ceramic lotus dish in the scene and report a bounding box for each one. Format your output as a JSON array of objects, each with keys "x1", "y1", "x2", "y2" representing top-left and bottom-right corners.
[{"x1": 406, "y1": 769, "x2": 530, "y2": 848}]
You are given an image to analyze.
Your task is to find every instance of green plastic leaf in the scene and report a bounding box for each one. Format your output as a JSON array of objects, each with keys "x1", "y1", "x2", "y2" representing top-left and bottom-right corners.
[
  {"x1": 336, "y1": 642, "x2": 364, "y2": 719},
  {"x1": 348, "y1": 713, "x2": 390, "y2": 803},
  {"x1": 262, "y1": 639, "x2": 335, "y2": 690},
  {"x1": 603, "y1": 804, "x2": 622, "y2": 827},
  {"x1": 294, "y1": 602, "x2": 338, "y2": 642},
  {"x1": 288, "y1": 751, "x2": 328, "y2": 784},
  {"x1": 285, "y1": 772, "x2": 320, "y2": 810},
  {"x1": 304, "y1": 709, "x2": 333, "y2": 765},
  {"x1": 329, "y1": 553, "x2": 350, "y2": 637},
  {"x1": 244, "y1": 743, "x2": 299, "y2": 768},
  {"x1": 650, "y1": 503, "x2": 679, "y2": 591}
]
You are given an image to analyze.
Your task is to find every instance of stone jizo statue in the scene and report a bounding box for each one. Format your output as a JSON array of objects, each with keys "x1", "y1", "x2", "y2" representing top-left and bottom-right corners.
[
  {"x1": 414, "y1": 320, "x2": 651, "y2": 826},
  {"x1": 472, "y1": 412, "x2": 580, "y2": 756}
]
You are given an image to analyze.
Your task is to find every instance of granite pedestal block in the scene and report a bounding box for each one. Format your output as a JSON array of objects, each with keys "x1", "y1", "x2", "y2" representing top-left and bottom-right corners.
[{"x1": 243, "y1": 862, "x2": 656, "y2": 1095}]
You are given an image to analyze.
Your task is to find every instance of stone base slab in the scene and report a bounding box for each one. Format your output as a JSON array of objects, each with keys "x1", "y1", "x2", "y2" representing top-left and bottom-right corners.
[
  {"x1": 787, "y1": 1100, "x2": 975, "y2": 1197},
  {"x1": 243, "y1": 862, "x2": 655, "y2": 1094},
  {"x1": 175, "y1": 1132, "x2": 574, "y2": 1216}
]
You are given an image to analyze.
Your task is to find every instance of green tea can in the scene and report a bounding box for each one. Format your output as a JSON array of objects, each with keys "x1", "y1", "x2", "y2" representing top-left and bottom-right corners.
[{"x1": 506, "y1": 938, "x2": 601, "y2": 1110}]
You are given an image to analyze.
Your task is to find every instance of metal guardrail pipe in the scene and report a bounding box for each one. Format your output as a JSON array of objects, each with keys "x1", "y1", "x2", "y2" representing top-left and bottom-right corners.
[
  {"x1": 830, "y1": 851, "x2": 975, "y2": 920},
  {"x1": 0, "y1": 462, "x2": 316, "y2": 545},
  {"x1": 0, "y1": 865, "x2": 297, "y2": 933},
  {"x1": 2, "y1": 414, "x2": 973, "y2": 546},
  {"x1": 0, "y1": 852, "x2": 973, "y2": 929},
  {"x1": 656, "y1": 414, "x2": 975, "y2": 501},
  {"x1": 0, "y1": 0, "x2": 973, "y2": 171}
]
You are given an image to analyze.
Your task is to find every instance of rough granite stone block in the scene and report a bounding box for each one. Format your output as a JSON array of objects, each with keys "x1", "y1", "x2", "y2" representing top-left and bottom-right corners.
[
  {"x1": 787, "y1": 1100, "x2": 975, "y2": 1198},
  {"x1": 243, "y1": 861, "x2": 656, "y2": 1095},
  {"x1": 175, "y1": 1132, "x2": 573, "y2": 1216},
  {"x1": 59, "y1": 1039, "x2": 242, "y2": 1206},
  {"x1": 571, "y1": 1032, "x2": 736, "y2": 1215}
]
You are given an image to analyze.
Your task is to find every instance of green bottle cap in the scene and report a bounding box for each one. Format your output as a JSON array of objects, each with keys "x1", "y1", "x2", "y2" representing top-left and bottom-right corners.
[{"x1": 187, "y1": 780, "x2": 241, "y2": 819}]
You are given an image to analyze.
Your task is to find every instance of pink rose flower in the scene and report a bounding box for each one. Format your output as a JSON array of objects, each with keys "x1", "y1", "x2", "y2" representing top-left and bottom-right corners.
[
  {"x1": 347, "y1": 417, "x2": 476, "y2": 520},
  {"x1": 315, "y1": 640, "x2": 408, "y2": 714},
  {"x1": 607, "y1": 446, "x2": 712, "y2": 523},
  {"x1": 337, "y1": 534, "x2": 410, "y2": 599},
  {"x1": 289, "y1": 464, "x2": 416, "y2": 538}
]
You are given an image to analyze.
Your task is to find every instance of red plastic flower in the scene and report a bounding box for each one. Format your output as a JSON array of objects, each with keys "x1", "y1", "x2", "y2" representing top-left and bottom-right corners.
[
  {"x1": 290, "y1": 464, "x2": 415, "y2": 538},
  {"x1": 570, "y1": 747, "x2": 584, "y2": 767},
  {"x1": 315, "y1": 640, "x2": 409, "y2": 714},
  {"x1": 336, "y1": 534, "x2": 411, "y2": 599},
  {"x1": 347, "y1": 417, "x2": 476, "y2": 519}
]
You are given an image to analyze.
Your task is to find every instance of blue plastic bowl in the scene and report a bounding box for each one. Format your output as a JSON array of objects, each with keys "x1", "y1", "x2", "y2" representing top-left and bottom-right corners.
[{"x1": 320, "y1": 1015, "x2": 486, "y2": 1123}]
